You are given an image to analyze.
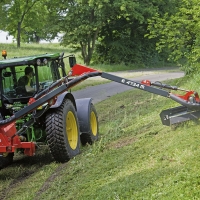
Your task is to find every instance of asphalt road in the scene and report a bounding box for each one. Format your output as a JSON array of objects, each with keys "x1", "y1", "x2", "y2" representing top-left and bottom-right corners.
[{"x1": 72, "y1": 69, "x2": 185, "y2": 104}]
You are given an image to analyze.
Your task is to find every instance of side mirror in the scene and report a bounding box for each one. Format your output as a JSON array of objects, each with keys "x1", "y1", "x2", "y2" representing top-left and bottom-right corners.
[{"x1": 69, "y1": 56, "x2": 76, "y2": 68}]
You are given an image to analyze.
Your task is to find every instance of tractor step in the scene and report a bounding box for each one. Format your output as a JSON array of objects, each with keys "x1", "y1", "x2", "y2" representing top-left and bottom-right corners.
[{"x1": 160, "y1": 106, "x2": 200, "y2": 126}]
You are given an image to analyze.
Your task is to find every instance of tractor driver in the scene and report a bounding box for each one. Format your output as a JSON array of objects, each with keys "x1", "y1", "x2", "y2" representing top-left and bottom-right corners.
[{"x1": 18, "y1": 66, "x2": 35, "y2": 93}]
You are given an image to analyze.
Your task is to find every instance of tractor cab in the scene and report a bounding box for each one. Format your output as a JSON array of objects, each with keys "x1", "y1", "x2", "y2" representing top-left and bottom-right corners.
[
  {"x1": 0, "y1": 51, "x2": 65, "y2": 117},
  {"x1": 2, "y1": 65, "x2": 37, "y2": 100}
]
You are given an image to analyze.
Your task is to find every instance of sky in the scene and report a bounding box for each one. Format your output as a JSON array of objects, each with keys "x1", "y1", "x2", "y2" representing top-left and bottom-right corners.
[{"x1": 0, "y1": 30, "x2": 61, "y2": 43}]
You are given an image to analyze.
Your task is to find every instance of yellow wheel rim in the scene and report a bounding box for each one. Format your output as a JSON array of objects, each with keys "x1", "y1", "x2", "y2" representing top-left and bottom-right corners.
[
  {"x1": 66, "y1": 111, "x2": 78, "y2": 150},
  {"x1": 90, "y1": 111, "x2": 97, "y2": 136}
]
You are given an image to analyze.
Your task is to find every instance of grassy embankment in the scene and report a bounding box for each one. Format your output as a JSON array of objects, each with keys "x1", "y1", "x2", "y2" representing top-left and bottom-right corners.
[{"x1": 0, "y1": 43, "x2": 199, "y2": 199}]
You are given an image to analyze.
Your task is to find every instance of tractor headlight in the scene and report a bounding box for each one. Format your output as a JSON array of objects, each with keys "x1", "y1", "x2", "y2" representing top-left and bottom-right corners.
[
  {"x1": 36, "y1": 59, "x2": 41, "y2": 66},
  {"x1": 43, "y1": 58, "x2": 48, "y2": 65}
]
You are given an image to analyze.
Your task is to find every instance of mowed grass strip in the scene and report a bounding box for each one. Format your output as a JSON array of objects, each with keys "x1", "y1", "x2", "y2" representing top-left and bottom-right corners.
[{"x1": 38, "y1": 78, "x2": 200, "y2": 200}]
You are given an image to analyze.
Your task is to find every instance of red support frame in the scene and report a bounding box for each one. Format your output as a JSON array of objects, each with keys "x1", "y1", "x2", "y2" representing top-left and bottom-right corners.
[
  {"x1": 69, "y1": 64, "x2": 99, "y2": 76},
  {"x1": 172, "y1": 91, "x2": 200, "y2": 102},
  {"x1": 141, "y1": 79, "x2": 200, "y2": 102}
]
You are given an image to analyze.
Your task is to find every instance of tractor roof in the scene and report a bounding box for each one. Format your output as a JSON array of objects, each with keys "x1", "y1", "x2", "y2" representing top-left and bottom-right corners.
[{"x1": 0, "y1": 52, "x2": 60, "y2": 69}]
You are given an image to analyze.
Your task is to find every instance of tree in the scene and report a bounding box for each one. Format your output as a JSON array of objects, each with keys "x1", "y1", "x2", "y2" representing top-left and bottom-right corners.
[
  {"x1": 1, "y1": 0, "x2": 54, "y2": 47},
  {"x1": 46, "y1": 0, "x2": 163, "y2": 65},
  {"x1": 95, "y1": 1, "x2": 159, "y2": 65},
  {"x1": 147, "y1": 0, "x2": 200, "y2": 74},
  {"x1": 5, "y1": 0, "x2": 40, "y2": 47},
  {"x1": 92, "y1": 0, "x2": 180, "y2": 65},
  {"x1": 21, "y1": 1, "x2": 57, "y2": 43},
  {"x1": 46, "y1": 0, "x2": 118, "y2": 65}
]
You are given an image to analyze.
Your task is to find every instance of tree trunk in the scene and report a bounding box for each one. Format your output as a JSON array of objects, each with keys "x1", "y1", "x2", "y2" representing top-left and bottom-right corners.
[
  {"x1": 17, "y1": 22, "x2": 21, "y2": 48},
  {"x1": 80, "y1": 27, "x2": 100, "y2": 65},
  {"x1": 80, "y1": 42, "x2": 87, "y2": 64}
]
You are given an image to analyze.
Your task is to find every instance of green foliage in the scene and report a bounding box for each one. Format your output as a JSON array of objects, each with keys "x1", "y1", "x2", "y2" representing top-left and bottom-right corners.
[
  {"x1": 94, "y1": 35, "x2": 167, "y2": 67},
  {"x1": 45, "y1": 0, "x2": 112, "y2": 65},
  {"x1": 1, "y1": 0, "x2": 57, "y2": 46},
  {"x1": 52, "y1": 2, "x2": 123, "y2": 64},
  {"x1": 0, "y1": 0, "x2": 181, "y2": 66},
  {"x1": 94, "y1": 0, "x2": 173, "y2": 66},
  {"x1": 43, "y1": 0, "x2": 174, "y2": 66},
  {"x1": 147, "y1": 0, "x2": 200, "y2": 74}
]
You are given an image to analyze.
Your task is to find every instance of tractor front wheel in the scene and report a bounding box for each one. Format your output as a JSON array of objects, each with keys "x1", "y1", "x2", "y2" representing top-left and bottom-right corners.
[{"x1": 45, "y1": 99, "x2": 80, "y2": 162}]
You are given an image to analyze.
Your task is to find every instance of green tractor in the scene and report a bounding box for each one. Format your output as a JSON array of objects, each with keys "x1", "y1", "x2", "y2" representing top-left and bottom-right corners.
[{"x1": 0, "y1": 50, "x2": 99, "y2": 169}]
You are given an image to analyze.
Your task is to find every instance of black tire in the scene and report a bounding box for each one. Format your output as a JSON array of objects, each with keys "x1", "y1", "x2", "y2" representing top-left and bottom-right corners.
[
  {"x1": 45, "y1": 99, "x2": 80, "y2": 162},
  {"x1": 0, "y1": 153, "x2": 14, "y2": 169},
  {"x1": 80, "y1": 104, "x2": 99, "y2": 145}
]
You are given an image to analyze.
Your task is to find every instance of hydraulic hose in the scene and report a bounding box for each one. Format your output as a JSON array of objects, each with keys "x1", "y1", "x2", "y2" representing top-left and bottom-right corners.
[
  {"x1": 152, "y1": 82, "x2": 178, "y2": 90},
  {"x1": 0, "y1": 115, "x2": 16, "y2": 125},
  {"x1": 66, "y1": 71, "x2": 102, "y2": 89},
  {"x1": 34, "y1": 79, "x2": 64, "y2": 100},
  {"x1": 34, "y1": 71, "x2": 102, "y2": 99}
]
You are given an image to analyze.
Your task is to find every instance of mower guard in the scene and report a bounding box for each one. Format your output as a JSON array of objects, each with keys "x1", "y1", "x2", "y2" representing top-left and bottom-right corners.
[{"x1": 160, "y1": 106, "x2": 200, "y2": 126}]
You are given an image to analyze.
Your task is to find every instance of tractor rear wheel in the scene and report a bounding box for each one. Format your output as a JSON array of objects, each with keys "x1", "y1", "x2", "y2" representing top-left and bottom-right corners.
[
  {"x1": 45, "y1": 99, "x2": 80, "y2": 162},
  {"x1": 0, "y1": 153, "x2": 14, "y2": 169},
  {"x1": 80, "y1": 104, "x2": 99, "y2": 145}
]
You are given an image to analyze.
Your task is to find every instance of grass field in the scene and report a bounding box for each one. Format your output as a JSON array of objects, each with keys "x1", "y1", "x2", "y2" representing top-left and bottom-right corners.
[
  {"x1": 0, "y1": 43, "x2": 72, "y2": 58},
  {"x1": 0, "y1": 75, "x2": 200, "y2": 199},
  {"x1": 0, "y1": 43, "x2": 199, "y2": 199}
]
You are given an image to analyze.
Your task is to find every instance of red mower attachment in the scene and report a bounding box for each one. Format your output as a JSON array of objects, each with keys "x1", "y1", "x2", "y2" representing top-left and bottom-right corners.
[
  {"x1": 0, "y1": 122, "x2": 35, "y2": 156},
  {"x1": 66, "y1": 61, "x2": 200, "y2": 126},
  {"x1": 141, "y1": 79, "x2": 200, "y2": 103}
]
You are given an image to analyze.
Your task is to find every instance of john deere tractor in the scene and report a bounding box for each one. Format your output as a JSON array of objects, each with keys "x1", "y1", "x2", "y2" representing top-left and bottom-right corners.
[{"x1": 0, "y1": 51, "x2": 99, "y2": 169}]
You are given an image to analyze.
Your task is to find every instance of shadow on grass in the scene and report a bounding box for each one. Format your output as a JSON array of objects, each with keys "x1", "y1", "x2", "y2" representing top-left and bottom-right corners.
[
  {"x1": 0, "y1": 147, "x2": 53, "y2": 180},
  {"x1": 0, "y1": 147, "x2": 55, "y2": 200}
]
